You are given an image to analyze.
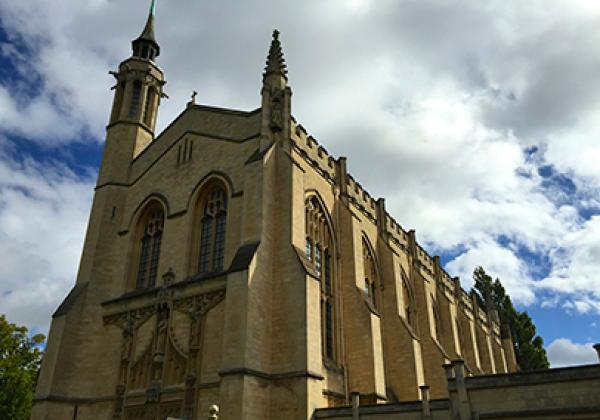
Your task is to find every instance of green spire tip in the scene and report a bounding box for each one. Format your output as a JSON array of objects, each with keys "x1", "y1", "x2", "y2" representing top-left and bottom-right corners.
[{"x1": 150, "y1": 0, "x2": 157, "y2": 16}]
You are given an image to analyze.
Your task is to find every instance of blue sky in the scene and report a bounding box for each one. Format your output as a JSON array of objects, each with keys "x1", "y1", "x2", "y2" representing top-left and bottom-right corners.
[{"x1": 0, "y1": 0, "x2": 599, "y2": 367}]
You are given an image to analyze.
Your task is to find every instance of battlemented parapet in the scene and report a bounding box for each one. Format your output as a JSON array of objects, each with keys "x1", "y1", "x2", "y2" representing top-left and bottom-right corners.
[{"x1": 290, "y1": 117, "x2": 504, "y2": 350}]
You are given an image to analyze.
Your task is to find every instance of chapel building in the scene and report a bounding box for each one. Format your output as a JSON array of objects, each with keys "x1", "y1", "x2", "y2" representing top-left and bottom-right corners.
[{"x1": 32, "y1": 5, "x2": 523, "y2": 420}]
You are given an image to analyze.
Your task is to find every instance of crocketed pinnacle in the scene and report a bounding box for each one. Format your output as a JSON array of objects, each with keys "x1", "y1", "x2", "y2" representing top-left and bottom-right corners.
[{"x1": 264, "y1": 30, "x2": 287, "y2": 78}]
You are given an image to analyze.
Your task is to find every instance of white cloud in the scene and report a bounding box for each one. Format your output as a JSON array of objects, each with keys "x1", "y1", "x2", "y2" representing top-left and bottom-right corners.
[
  {"x1": 547, "y1": 338, "x2": 599, "y2": 368},
  {"x1": 538, "y1": 216, "x2": 600, "y2": 304},
  {"x1": 0, "y1": 0, "x2": 600, "y2": 336},
  {"x1": 0, "y1": 147, "x2": 94, "y2": 333},
  {"x1": 445, "y1": 239, "x2": 536, "y2": 305}
]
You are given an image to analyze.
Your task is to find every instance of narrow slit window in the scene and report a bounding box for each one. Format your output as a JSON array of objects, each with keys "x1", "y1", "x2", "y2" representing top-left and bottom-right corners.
[{"x1": 129, "y1": 80, "x2": 142, "y2": 119}]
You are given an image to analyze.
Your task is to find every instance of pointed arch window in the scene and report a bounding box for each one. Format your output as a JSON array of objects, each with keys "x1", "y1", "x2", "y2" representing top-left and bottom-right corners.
[
  {"x1": 305, "y1": 196, "x2": 336, "y2": 361},
  {"x1": 401, "y1": 268, "x2": 416, "y2": 330},
  {"x1": 362, "y1": 238, "x2": 378, "y2": 310},
  {"x1": 197, "y1": 185, "x2": 228, "y2": 274},
  {"x1": 136, "y1": 204, "x2": 164, "y2": 290},
  {"x1": 431, "y1": 295, "x2": 443, "y2": 341}
]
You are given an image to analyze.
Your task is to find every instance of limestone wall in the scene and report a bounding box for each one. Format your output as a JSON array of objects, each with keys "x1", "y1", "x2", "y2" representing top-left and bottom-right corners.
[{"x1": 290, "y1": 117, "x2": 510, "y2": 406}]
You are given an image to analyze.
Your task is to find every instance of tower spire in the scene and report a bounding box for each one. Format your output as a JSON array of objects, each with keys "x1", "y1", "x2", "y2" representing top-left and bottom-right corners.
[
  {"x1": 132, "y1": 0, "x2": 160, "y2": 60},
  {"x1": 264, "y1": 30, "x2": 287, "y2": 79}
]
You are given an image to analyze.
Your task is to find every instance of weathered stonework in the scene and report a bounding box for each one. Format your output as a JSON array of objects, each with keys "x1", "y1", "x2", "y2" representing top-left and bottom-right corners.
[{"x1": 33, "y1": 6, "x2": 600, "y2": 420}]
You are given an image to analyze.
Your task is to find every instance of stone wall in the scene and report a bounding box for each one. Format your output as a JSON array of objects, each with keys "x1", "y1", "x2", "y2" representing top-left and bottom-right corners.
[{"x1": 314, "y1": 363, "x2": 600, "y2": 419}]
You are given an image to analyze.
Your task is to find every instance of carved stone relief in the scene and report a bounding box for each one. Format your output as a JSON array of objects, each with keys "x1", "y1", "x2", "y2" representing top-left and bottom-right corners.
[{"x1": 103, "y1": 284, "x2": 226, "y2": 420}]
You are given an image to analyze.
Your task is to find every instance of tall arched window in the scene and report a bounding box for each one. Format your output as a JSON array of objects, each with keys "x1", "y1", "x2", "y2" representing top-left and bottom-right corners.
[
  {"x1": 431, "y1": 295, "x2": 443, "y2": 341},
  {"x1": 135, "y1": 204, "x2": 164, "y2": 290},
  {"x1": 362, "y1": 238, "x2": 378, "y2": 310},
  {"x1": 401, "y1": 268, "x2": 416, "y2": 330},
  {"x1": 197, "y1": 185, "x2": 228, "y2": 274},
  {"x1": 305, "y1": 196, "x2": 336, "y2": 361}
]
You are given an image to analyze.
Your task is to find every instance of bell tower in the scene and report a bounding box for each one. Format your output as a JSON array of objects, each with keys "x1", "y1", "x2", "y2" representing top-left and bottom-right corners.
[{"x1": 98, "y1": 0, "x2": 166, "y2": 186}]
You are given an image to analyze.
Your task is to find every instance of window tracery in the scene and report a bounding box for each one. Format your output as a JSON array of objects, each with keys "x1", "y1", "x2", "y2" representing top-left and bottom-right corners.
[
  {"x1": 305, "y1": 196, "x2": 336, "y2": 361},
  {"x1": 135, "y1": 204, "x2": 164, "y2": 290},
  {"x1": 197, "y1": 185, "x2": 228, "y2": 274}
]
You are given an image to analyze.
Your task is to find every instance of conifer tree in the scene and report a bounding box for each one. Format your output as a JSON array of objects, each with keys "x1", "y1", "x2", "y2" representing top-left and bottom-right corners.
[{"x1": 471, "y1": 267, "x2": 549, "y2": 371}]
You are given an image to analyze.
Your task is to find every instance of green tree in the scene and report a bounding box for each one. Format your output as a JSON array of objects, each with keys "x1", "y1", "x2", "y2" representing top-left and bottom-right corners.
[
  {"x1": 471, "y1": 266, "x2": 549, "y2": 371},
  {"x1": 0, "y1": 314, "x2": 45, "y2": 420}
]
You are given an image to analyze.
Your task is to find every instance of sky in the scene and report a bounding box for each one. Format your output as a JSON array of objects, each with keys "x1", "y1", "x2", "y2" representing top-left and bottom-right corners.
[{"x1": 0, "y1": 0, "x2": 599, "y2": 367}]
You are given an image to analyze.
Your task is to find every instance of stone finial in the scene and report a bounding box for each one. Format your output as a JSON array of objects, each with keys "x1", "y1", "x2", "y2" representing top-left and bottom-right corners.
[
  {"x1": 337, "y1": 156, "x2": 348, "y2": 196},
  {"x1": 453, "y1": 277, "x2": 462, "y2": 297},
  {"x1": 408, "y1": 229, "x2": 417, "y2": 259},
  {"x1": 264, "y1": 30, "x2": 288, "y2": 79},
  {"x1": 209, "y1": 404, "x2": 219, "y2": 420}
]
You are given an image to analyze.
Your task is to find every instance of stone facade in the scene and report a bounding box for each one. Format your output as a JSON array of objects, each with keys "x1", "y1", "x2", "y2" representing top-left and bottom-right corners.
[{"x1": 32, "y1": 7, "x2": 525, "y2": 420}]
